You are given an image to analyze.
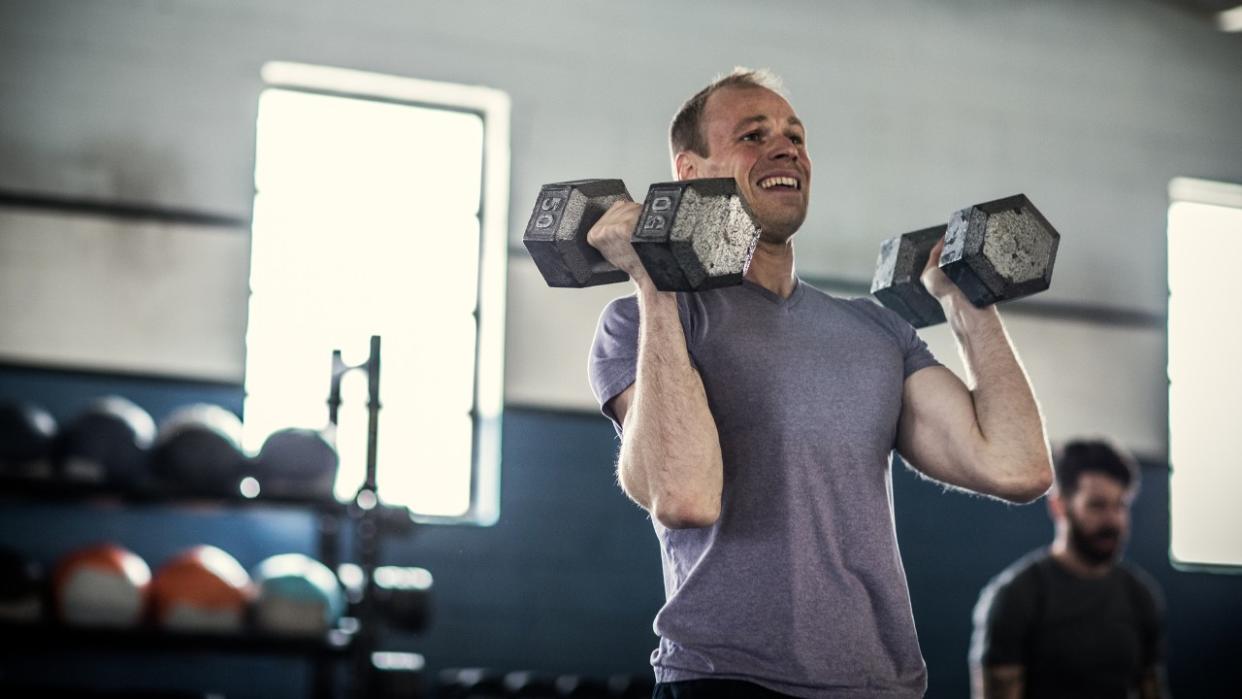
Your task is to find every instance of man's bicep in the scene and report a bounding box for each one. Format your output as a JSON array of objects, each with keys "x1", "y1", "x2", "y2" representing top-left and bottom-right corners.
[{"x1": 896, "y1": 365, "x2": 986, "y2": 491}]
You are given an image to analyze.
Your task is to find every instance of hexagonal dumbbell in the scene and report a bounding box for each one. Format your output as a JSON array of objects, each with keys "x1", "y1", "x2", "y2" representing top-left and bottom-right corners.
[
  {"x1": 522, "y1": 178, "x2": 760, "y2": 291},
  {"x1": 631, "y1": 178, "x2": 761, "y2": 292},
  {"x1": 523, "y1": 179, "x2": 634, "y2": 288},
  {"x1": 871, "y1": 194, "x2": 1061, "y2": 328}
]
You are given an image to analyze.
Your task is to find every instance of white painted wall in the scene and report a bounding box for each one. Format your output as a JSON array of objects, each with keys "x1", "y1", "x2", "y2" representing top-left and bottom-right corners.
[
  {"x1": 0, "y1": 208, "x2": 249, "y2": 380},
  {"x1": 2, "y1": 0, "x2": 1240, "y2": 458}
]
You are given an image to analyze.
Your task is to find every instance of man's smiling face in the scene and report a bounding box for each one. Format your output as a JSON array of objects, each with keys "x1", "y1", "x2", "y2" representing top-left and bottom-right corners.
[{"x1": 680, "y1": 85, "x2": 812, "y2": 243}]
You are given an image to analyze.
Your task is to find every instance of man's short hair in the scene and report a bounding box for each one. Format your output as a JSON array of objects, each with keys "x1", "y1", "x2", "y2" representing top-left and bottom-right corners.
[
  {"x1": 1053, "y1": 438, "x2": 1140, "y2": 495},
  {"x1": 669, "y1": 67, "x2": 786, "y2": 159}
]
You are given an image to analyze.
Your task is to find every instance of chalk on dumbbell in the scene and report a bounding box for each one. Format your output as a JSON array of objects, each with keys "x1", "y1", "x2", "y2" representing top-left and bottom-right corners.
[
  {"x1": 523, "y1": 179, "x2": 633, "y2": 288},
  {"x1": 871, "y1": 194, "x2": 1060, "y2": 328},
  {"x1": 940, "y1": 193, "x2": 1060, "y2": 307},
  {"x1": 633, "y1": 178, "x2": 760, "y2": 292}
]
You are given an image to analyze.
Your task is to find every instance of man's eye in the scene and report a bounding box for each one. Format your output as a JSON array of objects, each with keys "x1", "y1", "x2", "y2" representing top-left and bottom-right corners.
[
  {"x1": 741, "y1": 131, "x2": 761, "y2": 142},
  {"x1": 791, "y1": 135, "x2": 804, "y2": 145}
]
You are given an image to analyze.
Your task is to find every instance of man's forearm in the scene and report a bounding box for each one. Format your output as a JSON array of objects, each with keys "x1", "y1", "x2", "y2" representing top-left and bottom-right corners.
[
  {"x1": 617, "y1": 284, "x2": 723, "y2": 528},
  {"x1": 944, "y1": 297, "x2": 1052, "y2": 500}
]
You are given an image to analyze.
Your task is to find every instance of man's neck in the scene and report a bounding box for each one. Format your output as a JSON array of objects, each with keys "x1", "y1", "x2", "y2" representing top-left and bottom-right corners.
[
  {"x1": 743, "y1": 239, "x2": 797, "y2": 298},
  {"x1": 1049, "y1": 540, "x2": 1116, "y2": 579}
]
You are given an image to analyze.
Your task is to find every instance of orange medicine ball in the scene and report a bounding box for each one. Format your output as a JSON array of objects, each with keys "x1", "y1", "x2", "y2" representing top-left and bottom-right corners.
[
  {"x1": 53, "y1": 542, "x2": 151, "y2": 628},
  {"x1": 149, "y1": 545, "x2": 253, "y2": 633}
]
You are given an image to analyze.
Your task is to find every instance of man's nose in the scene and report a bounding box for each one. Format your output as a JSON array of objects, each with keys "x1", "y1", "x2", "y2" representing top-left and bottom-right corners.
[{"x1": 769, "y1": 136, "x2": 800, "y2": 160}]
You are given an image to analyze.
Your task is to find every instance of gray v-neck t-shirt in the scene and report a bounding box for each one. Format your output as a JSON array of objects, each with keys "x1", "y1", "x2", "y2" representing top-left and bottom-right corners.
[{"x1": 589, "y1": 279, "x2": 940, "y2": 698}]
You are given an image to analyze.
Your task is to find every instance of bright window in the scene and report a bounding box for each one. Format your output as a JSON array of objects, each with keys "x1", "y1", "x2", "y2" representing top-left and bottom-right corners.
[
  {"x1": 244, "y1": 63, "x2": 509, "y2": 523},
  {"x1": 1167, "y1": 177, "x2": 1242, "y2": 570}
]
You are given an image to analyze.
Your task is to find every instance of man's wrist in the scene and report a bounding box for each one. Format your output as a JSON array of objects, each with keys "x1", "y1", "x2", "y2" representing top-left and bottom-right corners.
[
  {"x1": 633, "y1": 274, "x2": 674, "y2": 300},
  {"x1": 939, "y1": 293, "x2": 1002, "y2": 337}
]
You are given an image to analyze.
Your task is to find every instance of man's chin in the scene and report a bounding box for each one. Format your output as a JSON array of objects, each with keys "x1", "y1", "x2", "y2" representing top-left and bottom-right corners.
[
  {"x1": 1080, "y1": 540, "x2": 1121, "y2": 565},
  {"x1": 755, "y1": 212, "x2": 806, "y2": 243}
]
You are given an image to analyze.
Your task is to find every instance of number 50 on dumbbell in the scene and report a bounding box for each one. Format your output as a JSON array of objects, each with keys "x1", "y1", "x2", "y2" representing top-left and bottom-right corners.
[{"x1": 522, "y1": 179, "x2": 760, "y2": 292}]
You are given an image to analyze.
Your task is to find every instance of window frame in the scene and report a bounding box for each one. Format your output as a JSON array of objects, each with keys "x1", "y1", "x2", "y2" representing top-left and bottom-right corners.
[
  {"x1": 255, "y1": 62, "x2": 510, "y2": 525},
  {"x1": 1166, "y1": 176, "x2": 1242, "y2": 572}
]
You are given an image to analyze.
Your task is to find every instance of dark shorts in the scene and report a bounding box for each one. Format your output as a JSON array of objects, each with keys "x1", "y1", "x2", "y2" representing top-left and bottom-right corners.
[{"x1": 653, "y1": 679, "x2": 798, "y2": 698}]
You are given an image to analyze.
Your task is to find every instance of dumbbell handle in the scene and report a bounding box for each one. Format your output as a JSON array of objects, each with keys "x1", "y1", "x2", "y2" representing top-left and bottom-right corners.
[
  {"x1": 529, "y1": 180, "x2": 681, "y2": 286},
  {"x1": 525, "y1": 179, "x2": 633, "y2": 288},
  {"x1": 524, "y1": 178, "x2": 758, "y2": 291},
  {"x1": 871, "y1": 194, "x2": 1060, "y2": 327}
]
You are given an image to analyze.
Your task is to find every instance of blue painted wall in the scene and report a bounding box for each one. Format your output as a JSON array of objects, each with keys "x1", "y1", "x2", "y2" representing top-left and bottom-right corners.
[{"x1": 1, "y1": 366, "x2": 1239, "y2": 697}]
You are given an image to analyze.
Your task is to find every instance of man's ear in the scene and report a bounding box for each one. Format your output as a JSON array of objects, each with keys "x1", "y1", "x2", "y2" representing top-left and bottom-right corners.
[{"x1": 674, "y1": 150, "x2": 698, "y2": 181}]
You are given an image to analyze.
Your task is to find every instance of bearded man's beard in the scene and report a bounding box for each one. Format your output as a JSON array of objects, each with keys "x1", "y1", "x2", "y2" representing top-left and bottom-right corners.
[{"x1": 1066, "y1": 510, "x2": 1123, "y2": 565}]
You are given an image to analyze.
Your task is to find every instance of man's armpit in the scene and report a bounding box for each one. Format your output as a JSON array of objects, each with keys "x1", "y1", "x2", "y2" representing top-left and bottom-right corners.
[{"x1": 607, "y1": 383, "x2": 636, "y2": 428}]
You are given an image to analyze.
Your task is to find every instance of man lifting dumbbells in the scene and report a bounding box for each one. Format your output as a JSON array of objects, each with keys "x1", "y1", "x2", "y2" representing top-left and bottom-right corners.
[{"x1": 548, "y1": 68, "x2": 1054, "y2": 698}]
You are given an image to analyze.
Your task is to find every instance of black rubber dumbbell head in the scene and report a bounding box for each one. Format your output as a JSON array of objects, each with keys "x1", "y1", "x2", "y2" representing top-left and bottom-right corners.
[
  {"x1": 523, "y1": 179, "x2": 633, "y2": 287},
  {"x1": 940, "y1": 193, "x2": 1060, "y2": 306},
  {"x1": 632, "y1": 178, "x2": 760, "y2": 291},
  {"x1": 870, "y1": 225, "x2": 950, "y2": 328},
  {"x1": 871, "y1": 194, "x2": 1060, "y2": 327}
]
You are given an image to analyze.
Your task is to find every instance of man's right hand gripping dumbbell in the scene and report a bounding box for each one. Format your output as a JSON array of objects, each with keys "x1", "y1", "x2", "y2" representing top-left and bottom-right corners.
[{"x1": 522, "y1": 179, "x2": 761, "y2": 291}]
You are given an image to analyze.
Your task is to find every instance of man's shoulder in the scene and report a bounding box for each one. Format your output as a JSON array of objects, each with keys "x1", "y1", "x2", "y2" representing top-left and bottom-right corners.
[
  {"x1": 600, "y1": 292, "x2": 638, "y2": 315},
  {"x1": 1117, "y1": 559, "x2": 1166, "y2": 610},
  {"x1": 1117, "y1": 558, "x2": 1159, "y2": 586},
  {"x1": 988, "y1": 548, "x2": 1051, "y2": 593},
  {"x1": 593, "y1": 292, "x2": 643, "y2": 335},
  {"x1": 974, "y1": 549, "x2": 1049, "y2": 628}
]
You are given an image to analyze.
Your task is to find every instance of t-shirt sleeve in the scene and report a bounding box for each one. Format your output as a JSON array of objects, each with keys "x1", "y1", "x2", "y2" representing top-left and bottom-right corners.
[
  {"x1": 970, "y1": 570, "x2": 1037, "y2": 667},
  {"x1": 587, "y1": 293, "x2": 696, "y2": 434},
  {"x1": 1127, "y1": 565, "x2": 1168, "y2": 667},
  {"x1": 588, "y1": 296, "x2": 641, "y2": 432},
  {"x1": 853, "y1": 299, "x2": 942, "y2": 378},
  {"x1": 895, "y1": 318, "x2": 940, "y2": 379}
]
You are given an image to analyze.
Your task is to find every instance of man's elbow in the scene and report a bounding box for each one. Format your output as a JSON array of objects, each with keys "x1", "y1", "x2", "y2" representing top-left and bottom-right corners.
[
  {"x1": 652, "y1": 493, "x2": 720, "y2": 529},
  {"x1": 994, "y1": 458, "x2": 1053, "y2": 504}
]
